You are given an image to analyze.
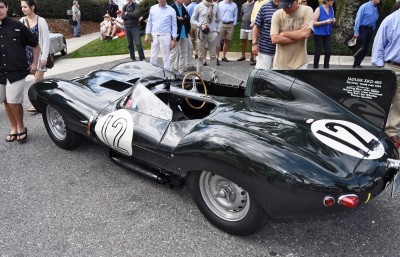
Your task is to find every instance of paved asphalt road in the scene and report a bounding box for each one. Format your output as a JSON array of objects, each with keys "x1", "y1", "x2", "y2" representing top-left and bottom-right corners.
[{"x1": 0, "y1": 59, "x2": 398, "y2": 257}]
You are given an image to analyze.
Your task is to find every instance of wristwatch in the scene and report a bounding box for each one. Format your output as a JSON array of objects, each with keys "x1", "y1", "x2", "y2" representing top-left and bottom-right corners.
[{"x1": 252, "y1": 42, "x2": 258, "y2": 46}]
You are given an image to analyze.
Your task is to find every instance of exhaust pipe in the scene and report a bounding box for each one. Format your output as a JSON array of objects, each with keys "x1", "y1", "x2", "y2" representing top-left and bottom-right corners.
[{"x1": 109, "y1": 150, "x2": 182, "y2": 188}]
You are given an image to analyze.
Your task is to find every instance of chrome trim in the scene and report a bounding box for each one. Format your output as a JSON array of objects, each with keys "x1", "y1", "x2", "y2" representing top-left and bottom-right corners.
[
  {"x1": 387, "y1": 158, "x2": 400, "y2": 170},
  {"x1": 323, "y1": 196, "x2": 335, "y2": 207},
  {"x1": 338, "y1": 194, "x2": 358, "y2": 203}
]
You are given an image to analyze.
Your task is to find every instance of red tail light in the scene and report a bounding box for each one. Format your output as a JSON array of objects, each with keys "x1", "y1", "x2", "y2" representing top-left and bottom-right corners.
[
  {"x1": 338, "y1": 194, "x2": 360, "y2": 208},
  {"x1": 323, "y1": 196, "x2": 335, "y2": 207}
]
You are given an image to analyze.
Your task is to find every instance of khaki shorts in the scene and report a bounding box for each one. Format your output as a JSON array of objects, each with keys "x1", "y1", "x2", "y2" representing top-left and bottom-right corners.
[
  {"x1": 0, "y1": 78, "x2": 26, "y2": 104},
  {"x1": 240, "y1": 29, "x2": 252, "y2": 40},
  {"x1": 220, "y1": 24, "x2": 234, "y2": 41}
]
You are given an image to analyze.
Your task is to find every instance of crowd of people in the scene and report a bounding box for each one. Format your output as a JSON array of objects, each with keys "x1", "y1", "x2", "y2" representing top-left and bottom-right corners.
[{"x1": 0, "y1": 0, "x2": 399, "y2": 146}]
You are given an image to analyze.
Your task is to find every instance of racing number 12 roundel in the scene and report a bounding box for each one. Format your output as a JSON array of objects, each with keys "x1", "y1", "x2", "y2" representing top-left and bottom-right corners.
[{"x1": 310, "y1": 119, "x2": 384, "y2": 160}]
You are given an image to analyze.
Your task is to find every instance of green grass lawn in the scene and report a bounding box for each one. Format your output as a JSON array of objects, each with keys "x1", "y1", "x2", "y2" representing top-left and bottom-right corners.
[{"x1": 68, "y1": 22, "x2": 352, "y2": 58}]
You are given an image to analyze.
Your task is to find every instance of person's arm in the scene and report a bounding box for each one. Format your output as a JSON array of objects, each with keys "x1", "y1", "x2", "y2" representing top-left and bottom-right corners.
[
  {"x1": 216, "y1": 4, "x2": 222, "y2": 32},
  {"x1": 279, "y1": 25, "x2": 311, "y2": 40},
  {"x1": 39, "y1": 18, "x2": 50, "y2": 69},
  {"x1": 30, "y1": 45, "x2": 40, "y2": 74},
  {"x1": 145, "y1": 8, "x2": 153, "y2": 43},
  {"x1": 353, "y1": 5, "x2": 364, "y2": 37},
  {"x1": 251, "y1": 24, "x2": 259, "y2": 56},
  {"x1": 190, "y1": 5, "x2": 201, "y2": 27},
  {"x1": 313, "y1": 6, "x2": 321, "y2": 26},
  {"x1": 233, "y1": 4, "x2": 238, "y2": 26},
  {"x1": 371, "y1": 22, "x2": 386, "y2": 67}
]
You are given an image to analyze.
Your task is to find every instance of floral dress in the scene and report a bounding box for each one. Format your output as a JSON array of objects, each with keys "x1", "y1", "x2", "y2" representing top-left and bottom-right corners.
[{"x1": 26, "y1": 23, "x2": 39, "y2": 65}]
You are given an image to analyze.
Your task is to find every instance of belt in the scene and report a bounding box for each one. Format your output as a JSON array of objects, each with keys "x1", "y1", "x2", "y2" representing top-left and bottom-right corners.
[
  {"x1": 386, "y1": 61, "x2": 400, "y2": 66},
  {"x1": 223, "y1": 21, "x2": 233, "y2": 24}
]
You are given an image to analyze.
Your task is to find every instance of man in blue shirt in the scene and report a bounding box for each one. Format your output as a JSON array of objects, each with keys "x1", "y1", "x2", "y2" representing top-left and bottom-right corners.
[
  {"x1": 371, "y1": 9, "x2": 400, "y2": 148},
  {"x1": 170, "y1": 0, "x2": 191, "y2": 75},
  {"x1": 352, "y1": 0, "x2": 380, "y2": 68},
  {"x1": 145, "y1": 0, "x2": 178, "y2": 70},
  {"x1": 218, "y1": 0, "x2": 238, "y2": 62}
]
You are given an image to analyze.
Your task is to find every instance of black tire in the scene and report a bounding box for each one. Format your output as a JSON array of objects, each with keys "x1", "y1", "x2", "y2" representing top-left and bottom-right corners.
[
  {"x1": 60, "y1": 38, "x2": 67, "y2": 56},
  {"x1": 188, "y1": 171, "x2": 268, "y2": 236},
  {"x1": 43, "y1": 105, "x2": 82, "y2": 150}
]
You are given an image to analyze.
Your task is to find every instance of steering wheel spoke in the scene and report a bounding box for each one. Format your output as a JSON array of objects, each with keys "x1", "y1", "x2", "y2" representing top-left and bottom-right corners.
[{"x1": 181, "y1": 72, "x2": 208, "y2": 110}]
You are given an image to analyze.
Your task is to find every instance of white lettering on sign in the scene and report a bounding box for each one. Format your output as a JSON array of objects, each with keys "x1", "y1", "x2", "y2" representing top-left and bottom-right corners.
[{"x1": 344, "y1": 77, "x2": 383, "y2": 100}]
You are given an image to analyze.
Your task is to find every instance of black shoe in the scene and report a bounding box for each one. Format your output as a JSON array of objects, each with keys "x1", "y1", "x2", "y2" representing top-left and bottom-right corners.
[
  {"x1": 250, "y1": 58, "x2": 255, "y2": 62},
  {"x1": 250, "y1": 61, "x2": 256, "y2": 66},
  {"x1": 217, "y1": 59, "x2": 220, "y2": 66},
  {"x1": 353, "y1": 65, "x2": 362, "y2": 68},
  {"x1": 131, "y1": 57, "x2": 136, "y2": 61},
  {"x1": 194, "y1": 53, "x2": 198, "y2": 59},
  {"x1": 237, "y1": 57, "x2": 245, "y2": 61},
  {"x1": 222, "y1": 57, "x2": 229, "y2": 62},
  {"x1": 203, "y1": 62, "x2": 207, "y2": 66}
]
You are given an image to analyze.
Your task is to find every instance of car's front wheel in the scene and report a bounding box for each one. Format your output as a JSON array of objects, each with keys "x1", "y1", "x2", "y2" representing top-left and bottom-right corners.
[
  {"x1": 60, "y1": 38, "x2": 67, "y2": 56},
  {"x1": 43, "y1": 105, "x2": 82, "y2": 150},
  {"x1": 188, "y1": 171, "x2": 268, "y2": 236}
]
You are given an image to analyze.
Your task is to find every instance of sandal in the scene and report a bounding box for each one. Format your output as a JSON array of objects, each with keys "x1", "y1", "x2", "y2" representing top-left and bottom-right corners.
[
  {"x1": 6, "y1": 133, "x2": 18, "y2": 142},
  {"x1": 17, "y1": 128, "x2": 28, "y2": 143},
  {"x1": 27, "y1": 106, "x2": 37, "y2": 113}
]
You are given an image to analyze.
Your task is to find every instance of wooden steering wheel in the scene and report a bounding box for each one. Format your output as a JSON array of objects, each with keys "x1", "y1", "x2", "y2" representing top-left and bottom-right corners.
[{"x1": 181, "y1": 72, "x2": 208, "y2": 110}]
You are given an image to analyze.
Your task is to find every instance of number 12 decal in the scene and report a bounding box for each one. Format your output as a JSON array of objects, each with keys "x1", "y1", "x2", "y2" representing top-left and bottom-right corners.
[
  {"x1": 95, "y1": 109, "x2": 134, "y2": 156},
  {"x1": 311, "y1": 119, "x2": 384, "y2": 159}
]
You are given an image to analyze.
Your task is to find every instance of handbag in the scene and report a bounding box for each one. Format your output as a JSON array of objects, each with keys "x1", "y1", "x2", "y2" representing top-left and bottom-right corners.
[
  {"x1": 46, "y1": 54, "x2": 54, "y2": 69},
  {"x1": 69, "y1": 19, "x2": 77, "y2": 26}
]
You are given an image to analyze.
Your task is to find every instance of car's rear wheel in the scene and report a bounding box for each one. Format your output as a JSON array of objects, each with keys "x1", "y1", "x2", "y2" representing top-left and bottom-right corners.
[
  {"x1": 60, "y1": 38, "x2": 67, "y2": 56},
  {"x1": 43, "y1": 105, "x2": 82, "y2": 150},
  {"x1": 188, "y1": 171, "x2": 268, "y2": 236}
]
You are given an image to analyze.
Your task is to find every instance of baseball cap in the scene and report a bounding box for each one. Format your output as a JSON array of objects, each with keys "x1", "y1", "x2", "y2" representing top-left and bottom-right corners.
[
  {"x1": 279, "y1": 0, "x2": 295, "y2": 8},
  {"x1": 104, "y1": 13, "x2": 110, "y2": 18},
  {"x1": 116, "y1": 10, "x2": 122, "y2": 14}
]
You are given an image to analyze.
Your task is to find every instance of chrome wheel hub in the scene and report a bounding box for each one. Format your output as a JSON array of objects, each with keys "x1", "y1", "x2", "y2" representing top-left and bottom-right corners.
[
  {"x1": 46, "y1": 105, "x2": 67, "y2": 140},
  {"x1": 199, "y1": 171, "x2": 250, "y2": 221}
]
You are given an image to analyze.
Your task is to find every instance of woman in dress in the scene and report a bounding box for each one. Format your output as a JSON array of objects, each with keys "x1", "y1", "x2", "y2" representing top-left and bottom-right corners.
[
  {"x1": 20, "y1": 0, "x2": 50, "y2": 113},
  {"x1": 313, "y1": 0, "x2": 335, "y2": 69}
]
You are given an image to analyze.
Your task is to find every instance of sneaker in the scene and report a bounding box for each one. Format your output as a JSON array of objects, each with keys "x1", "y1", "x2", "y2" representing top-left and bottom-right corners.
[
  {"x1": 237, "y1": 57, "x2": 245, "y2": 61},
  {"x1": 217, "y1": 59, "x2": 220, "y2": 66}
]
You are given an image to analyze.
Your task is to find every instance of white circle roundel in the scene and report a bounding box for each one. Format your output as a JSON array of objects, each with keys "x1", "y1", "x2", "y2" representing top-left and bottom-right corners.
[{"x1": 311, "y1": 119, "x2": 384, "y2": 159}]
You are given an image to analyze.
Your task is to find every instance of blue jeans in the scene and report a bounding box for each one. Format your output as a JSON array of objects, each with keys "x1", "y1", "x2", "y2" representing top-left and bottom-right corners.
[
  {"x1": 353, "y1": 26, "x2": 373, "y2": 67},
  {"x1": 313, "y1": 35, "x2": 332, "y2": 68},
  {"x1": 124, "y1": 25, "x2": 145, "y2": 61},
  {"x1": 74, "y1": 20, "x2": 80, "y2": 37}
]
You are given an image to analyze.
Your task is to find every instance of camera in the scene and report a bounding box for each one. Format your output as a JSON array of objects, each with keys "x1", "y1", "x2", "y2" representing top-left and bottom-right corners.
[{"x1": 202, "y1": 26, "x2": 210, "y2": 34}]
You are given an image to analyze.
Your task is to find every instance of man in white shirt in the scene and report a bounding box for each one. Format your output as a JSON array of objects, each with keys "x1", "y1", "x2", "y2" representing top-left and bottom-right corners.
[{"x1": 145, "y1": 0, "x2": 178, "y2": 70}]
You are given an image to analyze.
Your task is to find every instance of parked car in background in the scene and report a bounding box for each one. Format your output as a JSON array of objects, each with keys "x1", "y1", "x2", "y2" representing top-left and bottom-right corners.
[{"x1": 49, "y1": 32, "x2": 67, "y2": 56}]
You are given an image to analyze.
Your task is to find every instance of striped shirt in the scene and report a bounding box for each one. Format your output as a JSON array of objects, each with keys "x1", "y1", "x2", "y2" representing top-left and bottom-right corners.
[{"x1": 254, "y1": 1, "x2": 278, "y2": 55}]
